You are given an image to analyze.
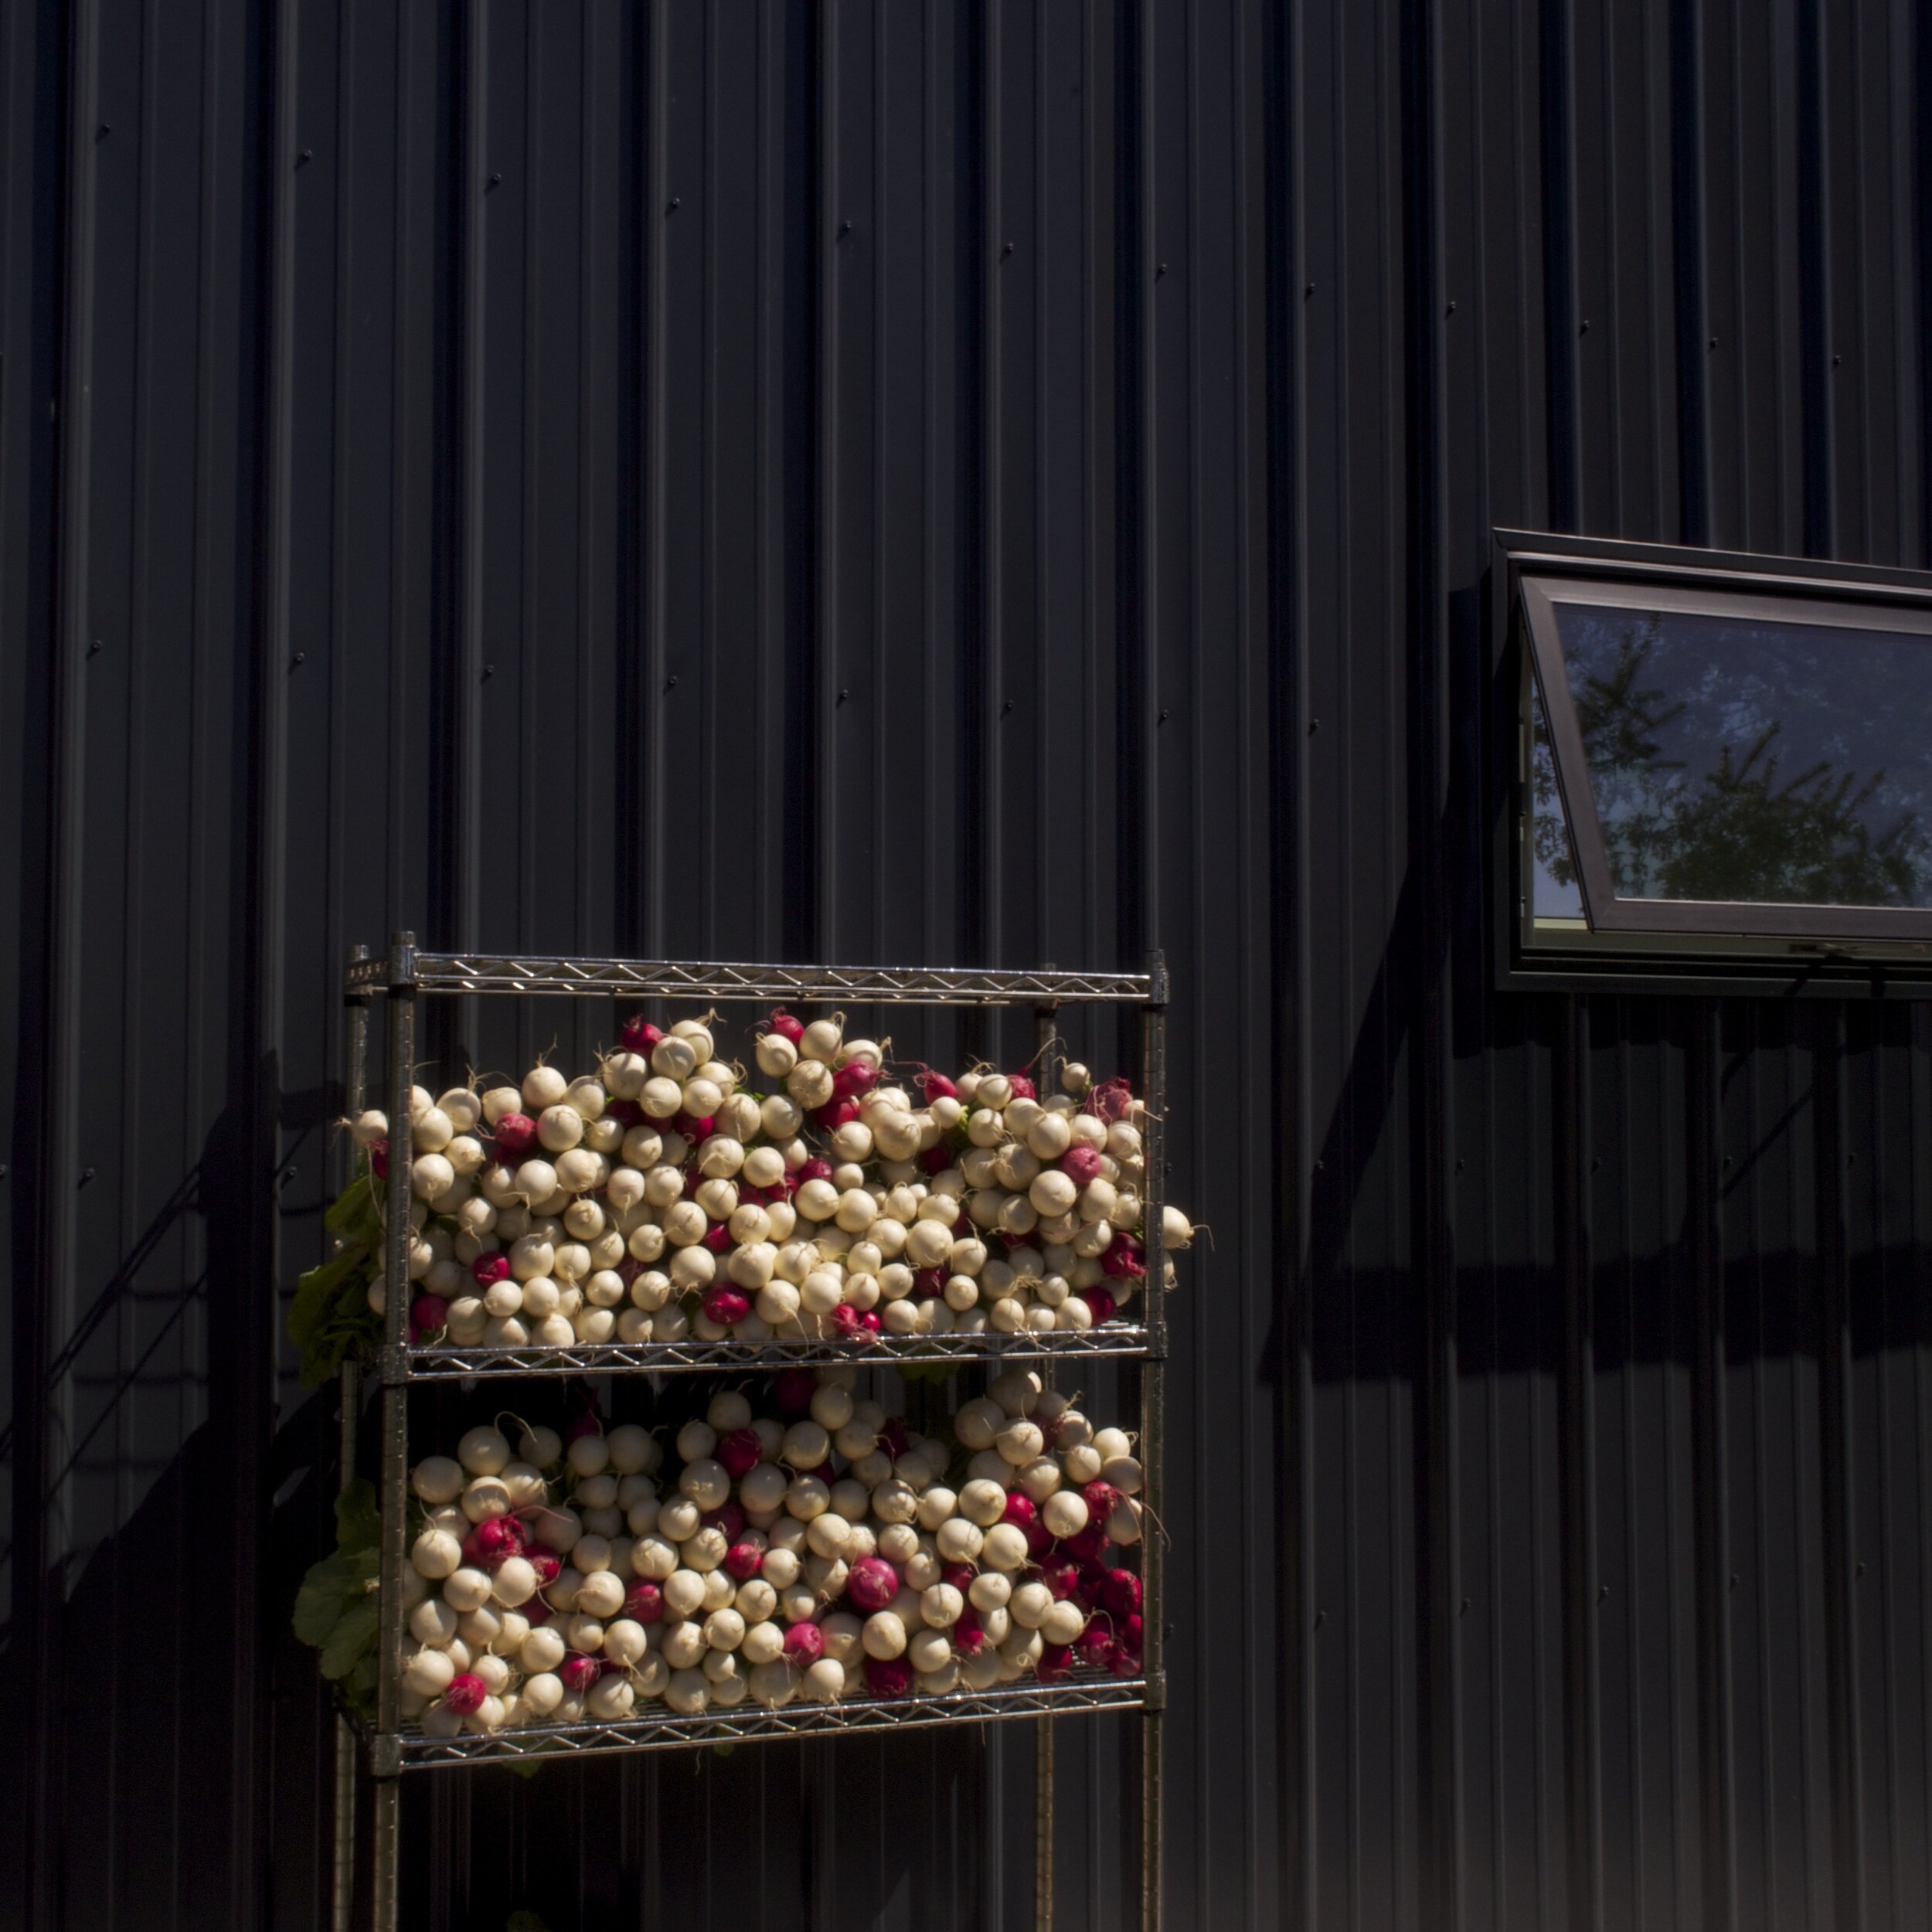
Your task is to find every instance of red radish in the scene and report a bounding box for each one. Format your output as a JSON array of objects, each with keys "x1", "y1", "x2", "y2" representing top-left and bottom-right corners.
[
  {"x1": 942, "y1": 1563, "x2": 977, "y2": 1594},
  {"x1": 1079, "y1": 1288, "x2": 1118, "y2": 1326},
  {"x1": 717, "y1": 1428, "x2": 763, "y2": 1478},
  {"x1": 369, "y1": 1141, "x2": 389, "y2": 1180},
  {"x1": 1025, "y1": 1521, "x2": 1054, "y2": 1557},
  {"x1": 953, "y1": 1606, "x2": 985, "y2": 1654},
  {"x1": 920, "y1": 1143, "x2": 954, "y2": 1175},
  {"x1": 781, "y1": 1621, "x2": 823, "y2": 1666},
  {"x1": 412, "y1": 1294, "x2": 450, "y2": 1332},
  {"x1": 674, "y1": 1112, "x2": 714, "y2": 1141},
  {"x1": 773, "y1": 1369, "x2": 817, "y2": 1417},
  {"x1": 918, "y1": 1072, "x2": 957, "y2": 1103},
  {"x1": 878, "y1": 1420, "x2": 910, "y2": 1461},
  {"x1": 1081, "y1": 1481, "x2": 1123, "y2": 1519},
  {"x1": 621, "y1": 1016, "x2": 664, "y2": 1053},
  {"x1": 493, "y1": 1113, "x2": 539, "y2": 1158},
  {"x1": 857, "y1": 1310, "x2": 883, "y2": 1333},
  {"x1": 527, "y1": 1549, "x2": 563, "y2": 1587},
  {"x1": 846, "y1": 1557, "x2": 899, "y2": 1612},
  {"x1": 812, "y1": 1097, "x2": 862, "y2": 1131},
  {"x1": 1060, "y1": 1145, "x2": 1105, "y2": 1186},
  {"x1": 827, "y1": 1306, "x2": 862, "y2": 1338},
  {"x1": 1006, "y1": 1074, "x2": 1036, "y2": 1100},
  {"x1": 863, "y1": 1655, "x2": 912, "y2": 1698},
  {"x1": 1101, "y1": 1570, "x2": 1142, "y2": 1617},
  {"x1": 702, "y1": 1222, "x2": 733, "y2": 1252},
  {"x1": 624, "y1": 1581, "x2": 664, "y2": 1623},
  {"x1": 767, "y1": 1009, "x2": 805, "y2": 1046},
  {"x1": 726, "y1": 1541, "x2": 766, "y2": 1581},
  {"x1": 703, "y1": 1287, "x2": 750, "y2": 1326},
  {"x1": 604, "y1": 1097, "x2": 642, "y2": 1127},
  {"x1": 702, "y1": 1502, "x2": 747, "y2": 1539},
  {"x1": 1036, "y1": 1644, "x2": 1074, "y2": 1684},
  {"x1": 798, "y1": 1156, "x2": 835, "y2": 1185},
  {"x1": 443, "y1": 1674, "x2": 487, "y2": 1716},
  {"x1": 1063, "y1": 1522, "x2": 1109, "y2": 1564},
  {"x1": 1077, "y1": 1625, "x2": 1114, "y2": 1670},
  {"x1": 564, "y1": 1412, "x2": 603, "y2": 1444},
  {"x1": 1040, "y1": 1560, "x2": 1080, "y2": 1601},
  {"x1": 1108, "y1": 1640, "x2": 1140, "y2": 1675},
  {"x1": 1100, "y1": 1236, "x2": 1144, "y2": 1278},
  {"x1": 560, "y1": 1654, "x2": 601, "y2": 1693},
  {"x1": 912, "y1": 1268, "x2": 946, "y2": 1301},
  {"x1": 472, "y1": 1253, "x2": 512, "y2": 1287},
  {"x1": 999, "y1": 1494, "x2": 1038, "y2": 1532},
  {"x1": 831, "y1": 1063, "x2": 877, "y2": 1100},
  {"x1": 464, "y1": 1518, "x2": 520, "y2": 1566}
]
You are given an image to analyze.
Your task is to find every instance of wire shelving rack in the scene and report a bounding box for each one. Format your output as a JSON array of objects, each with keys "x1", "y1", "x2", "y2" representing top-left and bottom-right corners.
[{"x1": 331, "y1": 934, "x2": 1168, "y2": 1932}]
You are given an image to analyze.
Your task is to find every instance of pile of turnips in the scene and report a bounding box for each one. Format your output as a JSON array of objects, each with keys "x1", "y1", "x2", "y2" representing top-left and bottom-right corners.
[
  {"x1": 398, "y1": 1370, "x2": 1146, "y2": 1735},
  {"x1": 349, "y1": 1007, "x2": 1193, "y2": 1352}
]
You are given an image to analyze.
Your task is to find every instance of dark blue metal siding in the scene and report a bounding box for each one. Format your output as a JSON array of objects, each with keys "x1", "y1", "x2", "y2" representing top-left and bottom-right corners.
[{"x1": 2, "y1": 2, "x2": 1930, "y2": 1928}]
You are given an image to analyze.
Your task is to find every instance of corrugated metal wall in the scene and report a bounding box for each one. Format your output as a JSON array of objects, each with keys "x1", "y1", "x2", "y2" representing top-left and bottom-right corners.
[{"x1": 2, "y1": 2, "x2": 1930, "y2": 1927}]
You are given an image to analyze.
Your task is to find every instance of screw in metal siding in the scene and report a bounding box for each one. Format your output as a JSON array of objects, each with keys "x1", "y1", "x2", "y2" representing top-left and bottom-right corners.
[
  {"x1": 481, "y1": 664, "x2": 494, "y2": 682},
  {"x1": 1158, "y1": 708, "x2": 1169, "y2": 723},
  {"x1": 80, "y1": 1167, "x2": 97, "y2": 1185},
  {"x1": 667, "y1": 196, "x2": 680, "y2": 213},
  {"x1": 1446, "y1": 301, "x2": 1456, "y2": 315},
  {"x1": 665, "y1": 674, "x2": 678, "y2": 692},
  {"x1": 1156, "y1": 262, "x2": 1168, "y2": 279},
  {"x1": 88, "y1": 638, "x2": 101, "y2": 656},
  {"x1": 1002, "y1": 699, "x2": 1014, "y2": 716},
  {"x1": 838, "y1": 687, "x2": 851, "y2": 705},
  {"x1": 839, "y1": 220, "x2": 852, "y2": 240},
  {"x1": 291, "y1": 651, "x2": 305, "y2": 668},
  {"x1": 488, "y1": 172, "x2": 502, "y2": 189},
  {"x1": 1001, "y1": 240, "x2": 1013, "y2": 259},
  {"x1": 1729, "y1": 1573, "x2": 1738, "y2": 1590},
  {"x1": 1580, "y1": 318, "x2": 1590, "y2": 334},
  {"x1": 1460, "y1": 1597, "x2": 1470, "y2": 1614},
  {"x1": 1709, "y1": 336, "x2": 1718, "y2": 349},
  {"x1": 0, "y1": 1165, "x2": 9, "y2": 1178},
  {"x1": 1307, "y1": 717, "x2": 1318, "y2": 735},
  {"x1": 299, "y1": 148, "x2": 313, "y2": 166},
  {"x1": 1304, "y1": 282, "x2": 1315, "y2": 297},
  {"x1": 1598, "y1": 1583, "x2": 1609, "y2": 1600},
  {"x1": 1833, "y1": 354, "x2": 1843, "y2": 367},
  {"x1": 97, "y1": 123, "x2": 111, "y2": 139}
]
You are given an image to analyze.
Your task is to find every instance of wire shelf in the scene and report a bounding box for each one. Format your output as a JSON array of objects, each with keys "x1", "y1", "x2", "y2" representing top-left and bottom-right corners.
[
  {"x1": 403, "y1": 1324, "x2": 1152, "y2": 1379},
  {"x1": 391, "y1": 1672, "x2": 1150, "y2": 1769},
  {"x1": 345, "y1": 950, "x2": 1159, "y2": 1006}
]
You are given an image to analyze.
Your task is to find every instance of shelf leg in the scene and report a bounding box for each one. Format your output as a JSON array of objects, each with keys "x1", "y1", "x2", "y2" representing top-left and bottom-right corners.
[
  {"x1": 334, "y1": 950, "x2": 369, "y2": 1932},
  {"x1": 1139, "y1": 963, "x2": 1166, "y2": 1932},
  {"x1": 371, "y1": 937, "x2": 416, "y2": 1930},
  {"x1": 1032, "y1": 986, "x2": 1060, "y2": 1932}
]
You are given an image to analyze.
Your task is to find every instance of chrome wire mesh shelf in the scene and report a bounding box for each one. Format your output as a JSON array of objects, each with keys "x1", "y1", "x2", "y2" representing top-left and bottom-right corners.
[
  {"x1": 344, "y1": 949, "x2": 1158, "y2": 1005},
  {"x1": 403, "y1": 1324, "x2": 1152, "y2": 1379},
  {"x1": 392, "y1": 1672, "x2": 1150, "y2": 1769}
]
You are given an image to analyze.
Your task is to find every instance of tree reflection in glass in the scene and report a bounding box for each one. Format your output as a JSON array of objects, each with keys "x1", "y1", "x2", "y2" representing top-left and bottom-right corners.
[{"x1": 1536, "y1": 604, "x2": 1932, "y2": 909}]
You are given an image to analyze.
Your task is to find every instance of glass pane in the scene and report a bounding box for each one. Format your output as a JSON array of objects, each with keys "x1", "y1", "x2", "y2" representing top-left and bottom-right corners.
[
  {"x1": 1549, "y1": 600, "x2": 1932, "y2": 907},
  {"x1": 1528, "y1": 678, "x2": 1586, "y2": 920}
]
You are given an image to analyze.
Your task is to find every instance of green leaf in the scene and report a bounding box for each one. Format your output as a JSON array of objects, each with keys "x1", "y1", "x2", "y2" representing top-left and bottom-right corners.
[
  {"x1": 293, "y1": 1556, "x2": 359, "y2": 1645},
  {"x1": 506, "y1": 1912, "x2": 552, "y2": 1930},
  {"x1": 334, "y1": 1478, "x2": 379, "y2": 1553},
  {"x1": 342, "y1": 1651, "x2": 380, "y2": 1719},
  {"x1": 323, "y1": 1172, "x2": 369, "y2": 1236},
  {"x1": 502, "y1": 1758, "x2": 546, "y2": 1784},
  {"x1": 318, "y1": 1594, "x2": 380, "y2": 1680},
  {"x1": 288, "y1": 1249, "x2": 359, "y2": 1349}
]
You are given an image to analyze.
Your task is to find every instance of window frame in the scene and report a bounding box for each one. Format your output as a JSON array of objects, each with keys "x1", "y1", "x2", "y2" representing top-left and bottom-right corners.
[{"x1": 1493, "y1": 529, "x2": 1932, "y2": 995}]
